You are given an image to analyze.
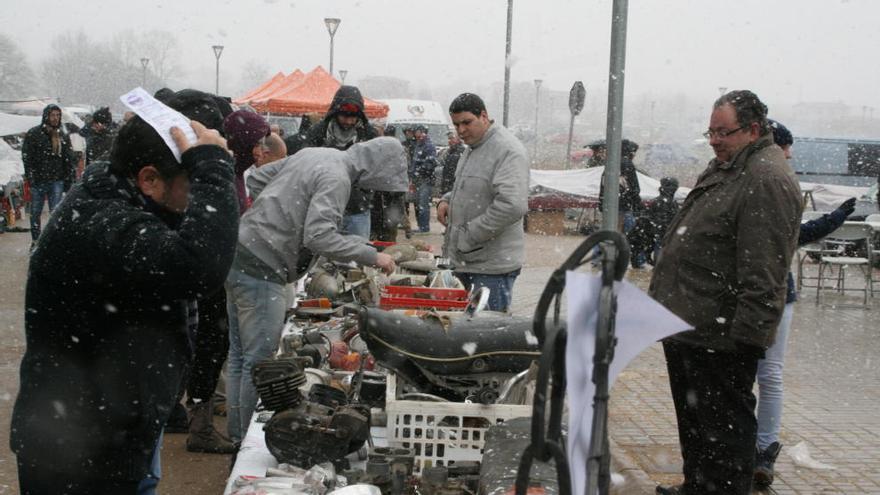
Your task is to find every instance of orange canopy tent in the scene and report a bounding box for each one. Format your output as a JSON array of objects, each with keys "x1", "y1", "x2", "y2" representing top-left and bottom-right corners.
[
  {"x1": 237, "y1": 67, "x2": 388, "y2": 119},
  {"x1": 234, "y1": 70, "x2": 305, "y2": 106},
  {"x1": 234, "y1": 72, "x2": 285, "y2": 104}
]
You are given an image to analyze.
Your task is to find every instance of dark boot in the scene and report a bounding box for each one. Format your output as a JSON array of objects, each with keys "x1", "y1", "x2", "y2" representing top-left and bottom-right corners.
[
  {"x1": 655, "y1": 485, "x2": 684, "y2": 495},
  {"x1": 753, "y1": 442, "x2": 782, "y2": 487},
  {"x1": 164, "y1": 401, "x2": 189, "y2": 433},
  {"x1": 186, "y1": 398, "x2": 236, "y2": 454}
]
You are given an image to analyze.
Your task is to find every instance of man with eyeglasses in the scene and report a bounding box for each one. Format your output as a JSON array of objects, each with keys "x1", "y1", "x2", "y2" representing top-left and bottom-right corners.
[{"x1": 649, "y1": 90, "x2": 802, "y2": 495}]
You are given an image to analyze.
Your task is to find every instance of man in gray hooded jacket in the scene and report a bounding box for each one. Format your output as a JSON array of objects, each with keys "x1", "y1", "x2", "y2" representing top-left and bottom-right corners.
[
  {"x1": 438, "y1": 93, "x2": 529, "y2": 312},
  {"x1": 225, "y1": 136, "x2": 406, "y2": 442}
]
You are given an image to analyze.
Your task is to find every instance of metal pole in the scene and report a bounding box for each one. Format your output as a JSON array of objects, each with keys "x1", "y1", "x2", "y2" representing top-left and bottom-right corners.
[
  {"x1": 600, "y1": 0, "x2": 629, "y2": 233},
  {"x1": 533, "y1": 79, "x2": 542, "y2": 161},
  {"x1": 329, "y1": 34, "x2": 335, "y2": 77},
  {"x1": 565, "y1": 113, "x2": 576, "y2": 169},
  {"x1": 588, "y1": 2, "x2": 629, "y2": 495},
  {"x1": 502, "y1": 0, "x2": 513, "y2": 127},
  {"x1": 140, "y1": 58, "x2": 149, "y2": 88},
  {"x1": 212, "y1": 45, "x2": 224, "y2": 95}
]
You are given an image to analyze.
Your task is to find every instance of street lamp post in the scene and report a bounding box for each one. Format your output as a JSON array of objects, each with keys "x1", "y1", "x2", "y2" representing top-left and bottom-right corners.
[
  {"x1": 140, "y1": 57, "x2": 150, "y2": 88},
  {"x1": 212, "y1": 45, "x2": 224, "y2": 95},
  {"x1": 339, "y1": 69, "x2": 348, "y2": 84},
  {"x1": 533, "y1": 79, "x2": 542, "y2": 162},
  {"x1": 324, "y1": 17, "x2": 341, "y2": 77},
  {"x1": 718, "y1": 86, "x2": 727, "y2": 96},
  {"x1": 502, "y1": 0, "x2": 514, "y2": 127}
]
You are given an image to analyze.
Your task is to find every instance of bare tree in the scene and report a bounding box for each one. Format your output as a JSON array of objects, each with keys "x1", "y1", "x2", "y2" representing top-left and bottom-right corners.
[
  {"x1": 237, "y1": 60, "x2": 270, "y2": 95},
  {"x1": 0, "y1": 34, "x2": 37, "y2": 99},
  {"x1": 42, "y1": 31, "x2": 137, "y2": 107}
]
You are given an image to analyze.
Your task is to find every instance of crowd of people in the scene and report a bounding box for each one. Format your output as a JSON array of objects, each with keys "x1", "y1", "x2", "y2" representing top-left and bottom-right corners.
[{"x1": 8, "y1": 85, "x2": 863, "y2": 495}]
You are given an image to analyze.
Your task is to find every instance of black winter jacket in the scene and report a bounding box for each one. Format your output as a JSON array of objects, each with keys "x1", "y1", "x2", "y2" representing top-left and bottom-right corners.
[
  {"x1": 21, "y1": 104, "x2": 76, "y2": 184},
  {"x1": 10, "y1": 145, "x2": 239, "y2": 481},
  {"x1": 599, "y1": 156, "x2": 641, "y2": 213},
  {"x1": 303, "y1": 86, "x2": 378, "y2": 215}
]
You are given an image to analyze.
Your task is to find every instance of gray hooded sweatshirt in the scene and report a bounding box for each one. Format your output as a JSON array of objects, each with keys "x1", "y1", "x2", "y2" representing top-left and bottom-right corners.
[
  {"x1": 442, "y1": 124, "x2": 529, "y2": 274},
  {"x1": 237, "y1": 137, "x2": 408, "y2": 284}
]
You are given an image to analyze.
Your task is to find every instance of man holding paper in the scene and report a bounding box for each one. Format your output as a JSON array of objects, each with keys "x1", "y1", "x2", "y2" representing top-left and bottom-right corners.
[{"x1": 11, "y1": 110, "x2": 238, "y2": 493}]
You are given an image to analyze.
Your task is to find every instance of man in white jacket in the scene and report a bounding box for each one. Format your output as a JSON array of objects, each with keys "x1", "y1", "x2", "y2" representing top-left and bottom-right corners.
[
  {"x1": 226, "y1": 137, "x2": 406, "y2": 442},
  {"x1": 437, "y1": 93, "x2": 529, "y2": 312}
]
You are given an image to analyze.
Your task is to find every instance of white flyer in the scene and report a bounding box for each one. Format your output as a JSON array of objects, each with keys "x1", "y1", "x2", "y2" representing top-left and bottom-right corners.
[
  {"x1": 565, "y1": 272, "x2": 690, "y2": 495},
  {"x1": 119, "y1": 87, "x2": 197, "y2": 162}
]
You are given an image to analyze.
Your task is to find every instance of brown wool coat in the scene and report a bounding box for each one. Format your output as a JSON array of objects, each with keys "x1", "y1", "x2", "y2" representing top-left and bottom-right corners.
[{"x1": 648, "y1": 134, "x2": 803, "y2": 350}]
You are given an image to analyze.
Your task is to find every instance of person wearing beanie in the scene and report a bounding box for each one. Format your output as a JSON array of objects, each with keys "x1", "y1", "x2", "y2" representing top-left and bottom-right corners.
[
  {"x1": 750, "y1": 119, "x2": 855, "y2": 489},
  {"x1": 223, "y1": 110, "x2": 271, "y2": 213},
  {"x1": 83, "y1": 107, "x2": 115, "y2": 167},
  {"x1": 302, "y1": 85, "x2": 379, "y2": 238},
  {"x1": 626, "y1": 176, "x2": 679, "y2": 268}
]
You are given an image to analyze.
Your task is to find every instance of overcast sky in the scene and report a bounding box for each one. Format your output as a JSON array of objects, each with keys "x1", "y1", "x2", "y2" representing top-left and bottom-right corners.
[{"x1": 3, "y1": 0, "x2": 879, "y2": 111}]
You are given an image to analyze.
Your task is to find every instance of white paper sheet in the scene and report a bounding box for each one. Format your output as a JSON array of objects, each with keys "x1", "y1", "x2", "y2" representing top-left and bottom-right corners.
[
  {"x1": 565, "y1": 271, "x2": 690, "y2": 495},
  {"x1": 119, "y1": 87, "x2": 197, "y2": 162}
]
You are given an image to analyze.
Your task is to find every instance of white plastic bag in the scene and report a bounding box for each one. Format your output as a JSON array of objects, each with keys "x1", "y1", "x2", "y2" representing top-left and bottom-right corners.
[{"x1": 787, "y1": 441, "x2": 836, "y2": 470}]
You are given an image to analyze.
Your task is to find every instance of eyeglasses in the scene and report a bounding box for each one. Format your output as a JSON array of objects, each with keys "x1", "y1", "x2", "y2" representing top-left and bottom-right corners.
[{"x1": 702, "y1": 125, "x2": 748, "y2": 139}]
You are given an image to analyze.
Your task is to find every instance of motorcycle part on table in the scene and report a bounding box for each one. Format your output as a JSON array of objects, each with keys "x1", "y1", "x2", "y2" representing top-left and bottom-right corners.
[
  {"x1": 358, "y1": 307, "x2": 540, "y2": 402},
  {"x1": 254, "y1": 357, "x2": 372, "y2": 469}
]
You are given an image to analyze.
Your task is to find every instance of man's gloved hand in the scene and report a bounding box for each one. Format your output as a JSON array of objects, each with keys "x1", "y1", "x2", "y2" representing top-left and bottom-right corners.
[{"x1": 837, "y1": 197, "x2": 857, "y2": 217}]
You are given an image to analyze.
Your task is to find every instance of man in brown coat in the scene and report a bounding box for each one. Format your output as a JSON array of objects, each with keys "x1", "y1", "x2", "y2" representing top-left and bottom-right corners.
[{"x1": 650, "y1": 90, "x2": 802, "y2": 495}]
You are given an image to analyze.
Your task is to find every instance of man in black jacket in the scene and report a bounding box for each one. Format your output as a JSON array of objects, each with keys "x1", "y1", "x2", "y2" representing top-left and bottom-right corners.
[
  {"x1": 598, "y1": 138, "x2": 642, "y2": 233},
  {"x1": 21, "y1": 104, "x2": 76, "y2": 243},
  {"x1": 440, "y1": 131, "x2": 464, "y2": 195},
  {"x1": 83, "y1": 107, "x2": 115, "y2": 166},
  {"x1": 10, "y1": 116, "x2": 238, "y2": 494},
  {"x1": 303, "y1": 85, "x2": 378, "y2": 238}
]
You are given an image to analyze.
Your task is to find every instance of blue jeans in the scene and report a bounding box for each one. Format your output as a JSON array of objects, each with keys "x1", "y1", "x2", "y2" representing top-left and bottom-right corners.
[
  {"x1": 225, "y1": 267, "x2": 289, "y2": 443},
  {"x1": 342, "y1": 211, "x2": 371, "y2": 239},
  {"x1": 756, "y1": 302, "x2": 794, "y2": 450},
  {"x1": 415, "y1": 181, "x2": 433, "y2": 232},
  {"x1": 29, "y1": 180, "x2": 64, "y2": 240},
  {"x1": 137, "y1": 430, "x2": 163, "y2": 495},
  {"x1": 455, "y1": 269, "x2": 521, "y2": 312}
]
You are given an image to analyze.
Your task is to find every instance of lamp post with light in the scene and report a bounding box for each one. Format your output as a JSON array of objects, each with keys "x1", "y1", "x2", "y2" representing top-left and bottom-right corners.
[
  {"x1": 212, "y1": 45, "x2": 224, "y2": 95},
  {"x1": 339, "y1": 69, "x2": 348, "y2": 84},
  {"x1": 324, "y1": 17, "x2": 341, "y2": 77},
  {"x1": 140, "y1": 57, "x2": 150, "y2": 88}
]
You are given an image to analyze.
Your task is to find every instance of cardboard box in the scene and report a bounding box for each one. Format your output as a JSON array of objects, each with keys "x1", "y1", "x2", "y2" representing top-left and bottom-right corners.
[{"x1": 526, "y1": 209, "x2": 565, "y2": 236}]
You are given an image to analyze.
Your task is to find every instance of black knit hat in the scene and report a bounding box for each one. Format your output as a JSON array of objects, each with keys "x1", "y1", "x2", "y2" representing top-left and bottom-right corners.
[
  {"x1": 768, "y1": 119, "x2": 793, "y2": 147},
  {"x1": 167, "y1": 89, "x2": 225, "y2": 133},
  {"x1": 92, "y1": 107, "x2": 112, "y2": 126}
]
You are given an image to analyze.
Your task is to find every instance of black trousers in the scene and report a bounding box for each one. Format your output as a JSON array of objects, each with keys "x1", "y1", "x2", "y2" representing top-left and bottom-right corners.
[
  {"x1": 662, "y1": 339, "x2": 762, "y2": 495},
  {"x1": 18, "y1": 457, "x2": 140, "y2": 495},
  {"x1": 187, "y1": 288, "x2": 229, "y2": 401}
]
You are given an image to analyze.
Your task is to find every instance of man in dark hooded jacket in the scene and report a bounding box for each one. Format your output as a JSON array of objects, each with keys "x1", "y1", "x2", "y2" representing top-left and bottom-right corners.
[
  {"x1": 10, "y1": 114, "x2": 238, "y2": 493},
  {"x1": 21, "y1": 104, "x2": 76, "y2": 243},
  {"x1": 303, "y1": 85, "x2": 378, "y2": 238}
]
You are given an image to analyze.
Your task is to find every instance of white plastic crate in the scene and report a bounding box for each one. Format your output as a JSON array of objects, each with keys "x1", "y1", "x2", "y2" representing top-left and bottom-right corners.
[{"x1": 384, "y1": 373, "x2": 532, "y2": 474}]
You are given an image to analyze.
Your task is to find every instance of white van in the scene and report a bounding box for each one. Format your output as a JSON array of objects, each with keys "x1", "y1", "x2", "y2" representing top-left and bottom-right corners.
[{"x1": 378, "y1": 99, "x2": 453, "y2": 148}]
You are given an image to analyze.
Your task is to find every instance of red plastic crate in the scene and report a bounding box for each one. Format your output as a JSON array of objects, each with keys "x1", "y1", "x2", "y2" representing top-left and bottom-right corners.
[{"x1": 379, "y1": 286, "x2": 469, "y2": 310}]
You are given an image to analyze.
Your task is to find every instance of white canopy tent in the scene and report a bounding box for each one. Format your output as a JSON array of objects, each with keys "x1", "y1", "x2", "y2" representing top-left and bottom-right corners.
[
  {"x1": 529, "y1": 166, "x2": 691, "y2": 202},
  {"x1": 0, "y1": 112, "x2": 41, "y2": 138}
]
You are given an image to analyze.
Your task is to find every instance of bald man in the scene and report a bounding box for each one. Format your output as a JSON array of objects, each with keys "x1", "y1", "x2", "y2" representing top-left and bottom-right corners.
[{"x1": 255, "y1": 133, "x2": 288, "y2": 167}]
